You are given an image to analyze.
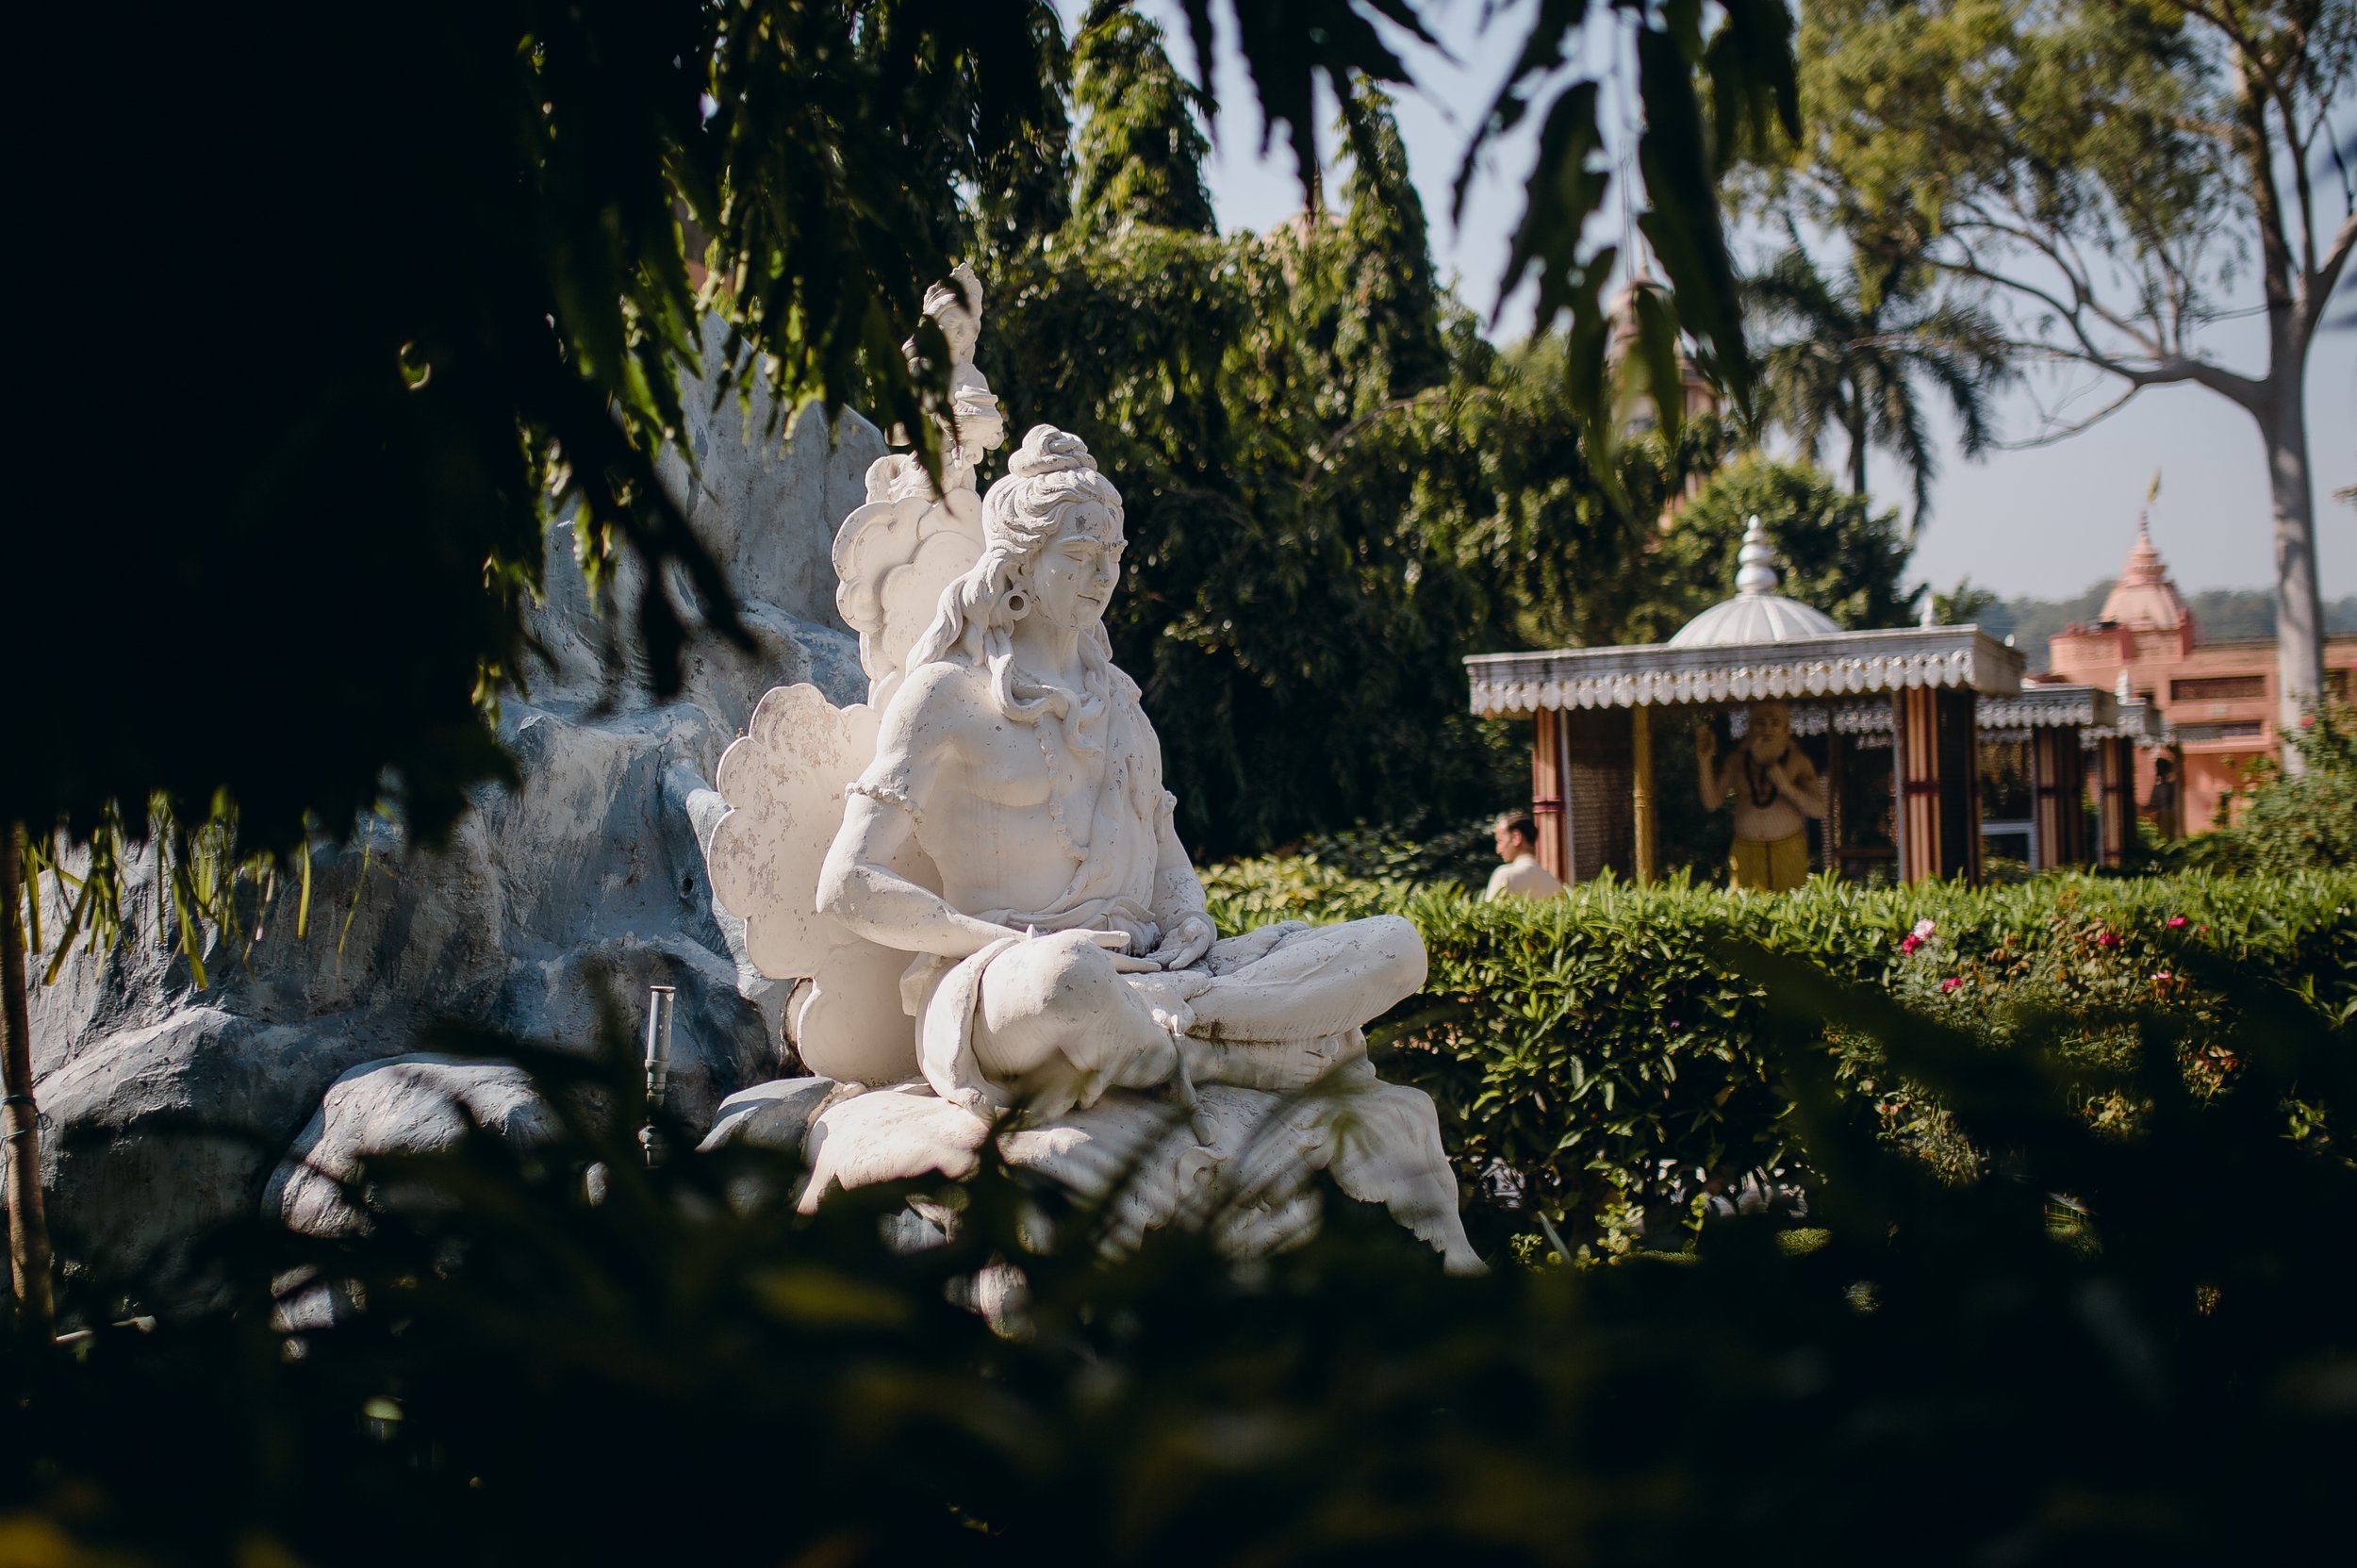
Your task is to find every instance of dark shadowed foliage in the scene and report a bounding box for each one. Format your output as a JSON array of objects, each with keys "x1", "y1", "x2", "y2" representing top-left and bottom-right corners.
[{"x1": 3, "y1": 934, "x2": 2349, "y2": 1563}]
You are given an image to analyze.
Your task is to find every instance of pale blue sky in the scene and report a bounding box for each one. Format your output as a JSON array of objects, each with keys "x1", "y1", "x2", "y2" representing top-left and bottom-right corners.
[{"x1": 1085, "y1": 1, "x2": 2354, "y2": 599}]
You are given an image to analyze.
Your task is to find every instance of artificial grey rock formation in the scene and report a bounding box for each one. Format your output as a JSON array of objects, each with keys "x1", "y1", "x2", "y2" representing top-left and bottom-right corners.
[
  {"x1": 24, "y1": 334, "x2": 884, "y2": 1284},
  {"x1": 264, "y1": 1055, "x2": 562, "y2": 1239}
]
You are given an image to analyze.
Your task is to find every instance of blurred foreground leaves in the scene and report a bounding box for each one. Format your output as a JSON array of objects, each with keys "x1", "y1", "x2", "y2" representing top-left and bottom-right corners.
[{"x1": 4, "y1": 949, "x2": 2350, "y2": 1565}]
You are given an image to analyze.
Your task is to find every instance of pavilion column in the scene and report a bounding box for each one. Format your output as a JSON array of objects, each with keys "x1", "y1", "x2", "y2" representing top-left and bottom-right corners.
[
  {"x1": 1531, "y1": 708, "x2": 1569, "y2": 885},
  {"x1": 1630, "y1": 704, "x2": 1656, "y2": 883},
  {"x1": 2031, "y1": 728, "x2": 2068, "y2": 871},
  {"x1": 1894, "y1": 687, "x2": 1983, "y2": 884},
  {"x1": 1820, "y1": 730, "x2": 1845, "y2": 872},
  {"x1": 2096, "y1": 736, "x2": 2133, "y2": 868},
  {"x1": 2058, "y1": 729, "x2": 2088, "y2": 865}
]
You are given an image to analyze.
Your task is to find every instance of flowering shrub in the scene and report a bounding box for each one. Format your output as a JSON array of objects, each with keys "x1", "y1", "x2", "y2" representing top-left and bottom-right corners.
[{"x1": 1200, "y1": 862, "x2": 2357, "y2": 1236}]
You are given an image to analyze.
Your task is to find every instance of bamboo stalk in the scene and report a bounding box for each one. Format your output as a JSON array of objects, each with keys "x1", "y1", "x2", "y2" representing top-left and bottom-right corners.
[{"x1": 2, "y1": 821, "x2": 56, "y2": 1334}]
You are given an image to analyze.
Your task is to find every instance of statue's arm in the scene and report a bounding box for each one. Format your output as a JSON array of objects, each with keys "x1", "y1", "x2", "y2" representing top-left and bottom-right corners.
[
  {"x1": 1777, "y1": 754, "x2": 1828, "y2": 819},
  {"x1": 816, "y1": 677, "x2": 1009, "y2": 960},
  {"x1": 1696, "y1": 748, "x2": 1729, "y2": 810},
  {"x1": 1149, "y1": 792, "x2": 1211, "y2": 923},
  {"x1": 816, "y1": 796, "x2": 1009, "y2": 959},
  {"x1": 1145, "y1": 789, "x2": 1216, "y2": 969}
]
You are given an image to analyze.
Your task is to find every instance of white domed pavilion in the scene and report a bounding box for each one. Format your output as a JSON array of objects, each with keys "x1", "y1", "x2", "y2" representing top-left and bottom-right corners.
[
  {"x1": 1667, "y1": 517, "x2": 1843, "y2": 647},
  {"x1": 1465, "y1": 520, "x2": 2037, "y2": 886}
]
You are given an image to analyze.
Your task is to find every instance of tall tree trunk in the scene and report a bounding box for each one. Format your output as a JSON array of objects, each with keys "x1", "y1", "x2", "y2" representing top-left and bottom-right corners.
[
  {"x1": 1847, "y1": 400, "x2": 1868, "y2": 498},
  {"x1": 2261, "y1": 375, "x2": 2327, "y2": 776},
  {"x1": 2, "y1": 821, "x2": 56, "y2": 1335}
]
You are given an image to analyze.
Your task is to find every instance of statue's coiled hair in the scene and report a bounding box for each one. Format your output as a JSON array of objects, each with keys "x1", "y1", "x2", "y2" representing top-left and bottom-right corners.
[{"x1": 901, "y1": 425, "x2": 1136, "y2": 739}]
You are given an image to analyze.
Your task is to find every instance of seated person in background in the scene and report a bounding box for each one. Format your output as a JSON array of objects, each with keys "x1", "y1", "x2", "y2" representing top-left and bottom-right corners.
[
  {"x1": 1484, "y1": 813, "x2": 1562, "y2": 901},
  {"x1": 1694, "y1": 701, "x2": 1825, "y2": 893}
]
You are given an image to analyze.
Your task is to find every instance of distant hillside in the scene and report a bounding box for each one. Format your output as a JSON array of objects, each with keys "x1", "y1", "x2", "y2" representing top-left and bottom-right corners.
[{"x1": 1974, "y1": 585, "x2": 2357, "y2": 670}]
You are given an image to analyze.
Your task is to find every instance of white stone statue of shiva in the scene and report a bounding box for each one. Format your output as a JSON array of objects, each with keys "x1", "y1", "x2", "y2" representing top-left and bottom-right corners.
[{"x1": 702, "y1": 273, "x2": 1478, "y2": 1273}]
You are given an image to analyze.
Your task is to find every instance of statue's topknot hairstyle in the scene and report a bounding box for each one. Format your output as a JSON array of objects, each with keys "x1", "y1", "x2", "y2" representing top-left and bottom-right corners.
[
  {"x1": 903, "y1": 425, "x2": 1134, "y2": 733},
  {"x1": 981, "y1": 426, "x2": 1123, "y2": 553}
]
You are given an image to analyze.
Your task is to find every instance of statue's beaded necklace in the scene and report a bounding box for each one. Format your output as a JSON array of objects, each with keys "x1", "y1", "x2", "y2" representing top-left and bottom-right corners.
[{"x1": 1741, "y1": 745, "x2": 1791, "y2": 810}]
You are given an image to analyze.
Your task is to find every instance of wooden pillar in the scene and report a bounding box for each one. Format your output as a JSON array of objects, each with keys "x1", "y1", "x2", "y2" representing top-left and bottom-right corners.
[
  {"x1": 2058, "y1": 728, "x2": 2088, "y2": 865},
  {"x1": 1947, "y1": 688, "x2": 1985, "y2": 885},
  {"x1": 2030, "y1": 728, "x2": 2063, "y2": 872},
  {"x1": 1531, "y1": 708, "x2": 1569, "y2": 885},
  {"x1": 1630, "y1": 704, "x2": 1656, "y2": 883},
  {"x1": 1895, "y1": 687, "x2": 1984, "y2": 884},
  {"x1": 2096, "y1": 734, "x2": 2132, "y2": 868},
  {"x1": 1821, "y1": 729, "x2": 1845, "y2": 873},
  {"x1": 1895, "y1": 691, "x2": 1934, "y2": 883}
]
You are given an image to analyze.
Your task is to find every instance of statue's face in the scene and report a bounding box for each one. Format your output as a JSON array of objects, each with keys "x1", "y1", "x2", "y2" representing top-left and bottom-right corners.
[
  {"x1": 937, "y1": 308, "x2": 980, "y2": 363},
  {"x1": 1747, "y1": 703, "x2": 1791, "y2": 755},
  {"x1": 1028, "y1": 504, "x2": 1125, "y2": 631}
]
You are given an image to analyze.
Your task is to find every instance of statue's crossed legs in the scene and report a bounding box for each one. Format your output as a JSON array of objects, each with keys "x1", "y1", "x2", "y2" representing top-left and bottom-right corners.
[
  {"x1": 963, "y1": 914, "x2": 1480, "y2": 1274},
  {"x1": 972, "y1": 915, "x2": 1427, "y2": 1108}
]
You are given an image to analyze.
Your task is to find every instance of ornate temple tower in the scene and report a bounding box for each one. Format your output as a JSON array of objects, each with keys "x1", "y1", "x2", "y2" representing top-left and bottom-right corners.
[{"x1": 2050, "y1": 514, "x2": 2356, "y2": 836}]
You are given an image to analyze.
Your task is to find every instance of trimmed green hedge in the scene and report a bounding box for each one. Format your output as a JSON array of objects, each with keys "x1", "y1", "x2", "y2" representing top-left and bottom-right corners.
[{"x1": 1201, "y1": 863, "x2": 2357, "y2": 1233}]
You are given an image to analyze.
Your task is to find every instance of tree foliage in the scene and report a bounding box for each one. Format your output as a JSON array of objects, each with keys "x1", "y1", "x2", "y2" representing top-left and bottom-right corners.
[
  {"x1": 7, "y1": 915, "x2": 2352, "y2": 1563},
  {"x1": 985, "y1": 19, "x2": 1829, "y2": 851},
  {"x1": 2178, "y1": 701, "x2": 2357, "y2": 874},
  {"x1": 1068, "y1": 4, "x2": 1214, "y2": 236},
  {"x1": 16, "y1": 1, "x2": 1074, "y2": 854},
  {"x1": 988, "y1": 52, "x2": 1525, "y2": 852},
  {"x1": 1638, "y1": 454, "x2": 1921, "y2": 642},
  {"x1": 1745, "y1": 242, "x2": 2013, "y2": 530},
  {"x1": 15, "y1": 0, "x2": 1801, "y2": 858},
  {"x1": 1761, "y1": 0, "x2": 2355, "y2": 714}
]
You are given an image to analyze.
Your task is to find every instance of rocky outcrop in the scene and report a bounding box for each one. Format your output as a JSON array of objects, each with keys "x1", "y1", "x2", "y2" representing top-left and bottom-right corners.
[
  {"x1": 25, "y1": 338, "x2": 884, "y2": 1288},
  {"x1": 263, "y1": 1055, "x2": 563, "y2": 1239}
]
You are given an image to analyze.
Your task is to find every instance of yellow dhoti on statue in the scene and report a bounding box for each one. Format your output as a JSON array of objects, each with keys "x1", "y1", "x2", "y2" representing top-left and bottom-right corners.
[{"x1": 1729, "y1": 832, "x2": 1810, "y2": 892}]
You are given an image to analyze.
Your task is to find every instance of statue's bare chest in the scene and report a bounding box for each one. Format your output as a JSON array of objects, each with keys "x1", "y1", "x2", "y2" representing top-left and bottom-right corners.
[{"x1": 955, "y1": 715, "x2": 1104, "y2": 828}]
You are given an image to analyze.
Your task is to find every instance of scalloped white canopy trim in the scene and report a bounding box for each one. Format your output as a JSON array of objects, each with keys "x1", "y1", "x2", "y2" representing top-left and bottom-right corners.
[{"x1": 1464, "y1": 627, "x2": 2023, "y2": 718}]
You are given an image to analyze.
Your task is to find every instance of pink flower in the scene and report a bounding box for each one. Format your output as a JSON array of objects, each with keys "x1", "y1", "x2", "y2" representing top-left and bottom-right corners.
[
  {"x1": 1913, "y1": 918, "x2": 1937, "y2": 941},
  {"x1": 1940, "y1": 978, "x2": 1965, "y2": 993},
  {"x1": 2096, "y1": 931, "x2": 2120, "y2": 948},
  {"x1": 2167, "y1": 916, "x2": 2189, "y2": 929},
  {"x1": 1899, "y1": 934, "x2": 1922, "y2": 955}
]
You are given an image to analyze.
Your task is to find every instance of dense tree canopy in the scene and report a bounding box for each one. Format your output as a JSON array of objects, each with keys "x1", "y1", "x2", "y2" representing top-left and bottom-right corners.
[
  {"x1": 977, "y1": 12, "x2": 1833, "y2": 853},
  {"x1": 1640, "y1": 455, "x2": 1921, "y2": 642},
  {"x1": 986, "y1": 25, "x2": 1516, "y2": 852},
  {"x1": 14, "y1": 0, "x2": 1800, "y2": 854},
  {"x1": 18, "y1": 1, "x2": 1074, "y2": 850}
]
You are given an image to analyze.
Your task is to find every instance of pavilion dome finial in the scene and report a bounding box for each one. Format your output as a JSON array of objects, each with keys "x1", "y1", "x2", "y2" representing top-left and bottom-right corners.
[
  {"x1": 1668, "y1": 515, "x2": 1842, "y2": 647},
  {"x1": 1734, "y1": 514, "x2": 1779, "y2": 596}
]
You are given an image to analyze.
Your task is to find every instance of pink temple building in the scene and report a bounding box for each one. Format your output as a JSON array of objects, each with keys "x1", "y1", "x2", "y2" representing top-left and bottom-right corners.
[{"x1": 2047, "y1": 522, "x2": 2357, "y2": 835}]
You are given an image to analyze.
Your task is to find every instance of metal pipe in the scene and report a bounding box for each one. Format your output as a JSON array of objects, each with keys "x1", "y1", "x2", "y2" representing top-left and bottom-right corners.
[{"x1": 640, "y1": 984, "x2": 675, "y2": 1167}]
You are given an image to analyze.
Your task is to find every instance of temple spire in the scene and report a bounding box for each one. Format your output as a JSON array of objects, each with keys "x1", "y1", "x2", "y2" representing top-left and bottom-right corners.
[{"x1": 2097, "y1": 484, "x2": 2192, "y2": 633}]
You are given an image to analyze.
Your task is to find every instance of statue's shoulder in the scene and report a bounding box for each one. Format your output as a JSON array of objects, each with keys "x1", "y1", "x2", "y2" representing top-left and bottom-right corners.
[{"x1": 876, "y1": 656, "x2": 990, "y2": 746}]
